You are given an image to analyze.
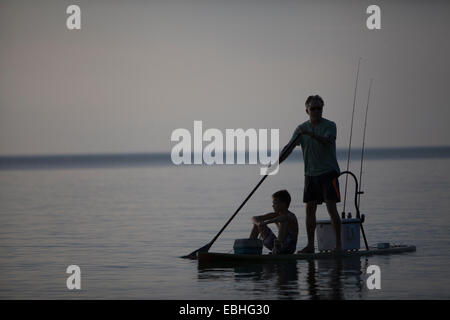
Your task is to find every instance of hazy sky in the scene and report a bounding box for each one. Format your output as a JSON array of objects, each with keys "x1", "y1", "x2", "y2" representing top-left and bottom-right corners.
[{"x1": 1, "y1": 0, "x2": 449, "y2": 155}]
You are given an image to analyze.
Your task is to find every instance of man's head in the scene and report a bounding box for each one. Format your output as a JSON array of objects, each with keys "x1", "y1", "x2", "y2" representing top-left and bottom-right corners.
[
  {"x1": 272, "y1": 189, "x2": 291, "y2": 213},
  {"x1": 305, "y1": 95, "x2": 324, "y2": 122}
]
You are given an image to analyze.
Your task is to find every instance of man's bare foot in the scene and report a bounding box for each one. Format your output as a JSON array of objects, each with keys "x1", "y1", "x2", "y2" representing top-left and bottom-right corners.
[{"x1": 298, "y1": 246, "x2": 315, "y2": 254}]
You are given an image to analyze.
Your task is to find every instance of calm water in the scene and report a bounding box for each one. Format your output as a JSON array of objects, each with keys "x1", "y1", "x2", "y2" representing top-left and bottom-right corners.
[{"x1": 0, "y1": 155, "x2": 449, "y2": 299}]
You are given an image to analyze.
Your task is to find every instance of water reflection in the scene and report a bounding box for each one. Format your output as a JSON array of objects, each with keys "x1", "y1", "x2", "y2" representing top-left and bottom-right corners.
[{"x1": 197, "y1": 257, "x2": 369, "y2": 300}]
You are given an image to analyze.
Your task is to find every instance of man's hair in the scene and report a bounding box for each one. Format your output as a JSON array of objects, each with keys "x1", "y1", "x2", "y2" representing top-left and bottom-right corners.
[
  {"x1": 305, "y1": 95, "x2": 324, "y2": 108},
  {"x1": 272, "y1": 190, "x2": 291, "y2": 207}
]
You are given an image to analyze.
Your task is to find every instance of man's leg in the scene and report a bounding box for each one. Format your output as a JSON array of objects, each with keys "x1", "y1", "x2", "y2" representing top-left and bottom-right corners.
[
  {"x1": 325, "y1": 201, "x2": 342, "y2": 251},
  {"x1": 299, "y1": 200, "x2": 317, "y2": 253}
]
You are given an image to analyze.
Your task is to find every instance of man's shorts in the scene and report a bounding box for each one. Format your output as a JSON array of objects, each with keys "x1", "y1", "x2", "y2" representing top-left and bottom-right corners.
[
  {"x1": 260, "y1": 228, "x2": 297, "y2": 254},
  {"x1": 303, "y1": 170, "x2": 341, "y2": 204}
]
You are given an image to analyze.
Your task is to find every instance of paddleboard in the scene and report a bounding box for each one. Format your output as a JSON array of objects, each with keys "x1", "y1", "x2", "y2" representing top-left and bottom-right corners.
[{"x1": 197, "y1": 245, "x2": 416, "y2": 265}]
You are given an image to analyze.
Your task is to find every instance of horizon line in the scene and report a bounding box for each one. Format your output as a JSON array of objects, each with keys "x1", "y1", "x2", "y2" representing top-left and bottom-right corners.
[{"x1": 1, "y1": 145, "x2": 450, "y2": 158}]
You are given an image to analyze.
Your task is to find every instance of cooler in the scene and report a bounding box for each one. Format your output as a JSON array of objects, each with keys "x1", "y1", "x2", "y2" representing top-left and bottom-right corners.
[{"x1": 233, "y1": 238, "x2": 263, "y2": 255}]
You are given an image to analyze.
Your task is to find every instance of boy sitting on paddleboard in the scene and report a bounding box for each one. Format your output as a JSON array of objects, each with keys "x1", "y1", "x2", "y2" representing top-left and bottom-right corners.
[{"x1": 249, "y1": 190, "x2": 299, "y2": 254}]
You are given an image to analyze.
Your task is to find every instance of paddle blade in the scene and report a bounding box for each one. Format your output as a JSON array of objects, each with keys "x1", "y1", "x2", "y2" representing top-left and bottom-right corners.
[{"x1": 181, "y1": 243, "x2": 211, "y2": 260}]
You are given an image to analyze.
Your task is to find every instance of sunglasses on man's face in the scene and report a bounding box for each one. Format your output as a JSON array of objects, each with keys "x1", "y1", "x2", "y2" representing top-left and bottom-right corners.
[{"x1": 309, "y1": 107, "x2": 323, "y2": 111}]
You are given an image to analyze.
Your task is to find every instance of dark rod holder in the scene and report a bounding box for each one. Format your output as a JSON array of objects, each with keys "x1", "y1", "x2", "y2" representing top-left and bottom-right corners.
[{"x1": 338, "y1": 171, "x2": 369, "y2": 251}]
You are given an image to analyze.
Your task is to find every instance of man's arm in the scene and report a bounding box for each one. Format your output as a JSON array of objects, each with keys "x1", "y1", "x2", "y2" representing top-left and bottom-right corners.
[
  {"x1": 306, "y1": 131, "x2": 335, "y2": 145},
  {"x1": 279, "y1": 126, "x2": 304, "y2": 164},
  {"x1": 304, "y1": 122, "x2": 337, "y2": 145},
  {"x1": 279, "y1": 144, "x2": 294, "y2": 164}
]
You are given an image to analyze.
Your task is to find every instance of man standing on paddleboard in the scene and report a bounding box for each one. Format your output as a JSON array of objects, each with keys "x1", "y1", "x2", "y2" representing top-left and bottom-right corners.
[{"x1": 279, "y1": 95, "x2": 342, "y2": 253}]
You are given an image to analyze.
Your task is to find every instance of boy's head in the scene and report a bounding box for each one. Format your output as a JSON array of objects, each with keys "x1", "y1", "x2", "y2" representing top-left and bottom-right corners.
[{"x1": 272, "y1": 190, "x2": 291, "y2": 213}]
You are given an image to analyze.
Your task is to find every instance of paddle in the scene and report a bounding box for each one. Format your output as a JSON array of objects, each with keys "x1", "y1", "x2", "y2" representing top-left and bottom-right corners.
[{"x1": 181, "y1": 131, "x2": 301, "y2": 259}]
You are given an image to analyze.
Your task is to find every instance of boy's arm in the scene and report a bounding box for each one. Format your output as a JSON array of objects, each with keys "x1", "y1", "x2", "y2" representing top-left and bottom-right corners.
[
  {"x1": 259, "y1": 214, "x2": 288, "y2": 226},
  {"x1": 252, "y1": 212, "x2": 278, "y2": 224}
]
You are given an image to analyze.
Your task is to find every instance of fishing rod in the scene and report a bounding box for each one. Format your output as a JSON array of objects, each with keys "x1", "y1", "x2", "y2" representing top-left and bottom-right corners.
[
  {"x1": 340, "y1": 59, "x2": 371, "y2": 251},
  {"x1": 358, "y1": 78, "x2": 373, "y2": 208},
  {"x1": 181, "y1": 130, "x2": 302, "y2": 259},
  {"x1": 342, "y1": 57, "x2": 361, "y2": 219}
]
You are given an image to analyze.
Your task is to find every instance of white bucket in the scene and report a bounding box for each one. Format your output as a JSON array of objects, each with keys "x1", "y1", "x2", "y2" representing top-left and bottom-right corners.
[{"x1": 316, "y1": 218, "x2": 361, "y2": 251}]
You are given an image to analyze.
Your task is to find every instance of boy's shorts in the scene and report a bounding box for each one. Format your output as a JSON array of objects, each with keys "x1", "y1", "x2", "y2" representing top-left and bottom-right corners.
[
  {"x1": 303, "y1": 170, "x2": 341, "y2": 204},
  {"x1": 260, "y1": 228, "x2": 296, "y2": 254}
]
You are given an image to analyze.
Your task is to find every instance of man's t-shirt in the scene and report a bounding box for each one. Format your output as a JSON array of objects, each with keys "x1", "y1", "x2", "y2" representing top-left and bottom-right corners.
[{"x1": 290, "y1": 118, "x2": 340, "y2": 177}]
